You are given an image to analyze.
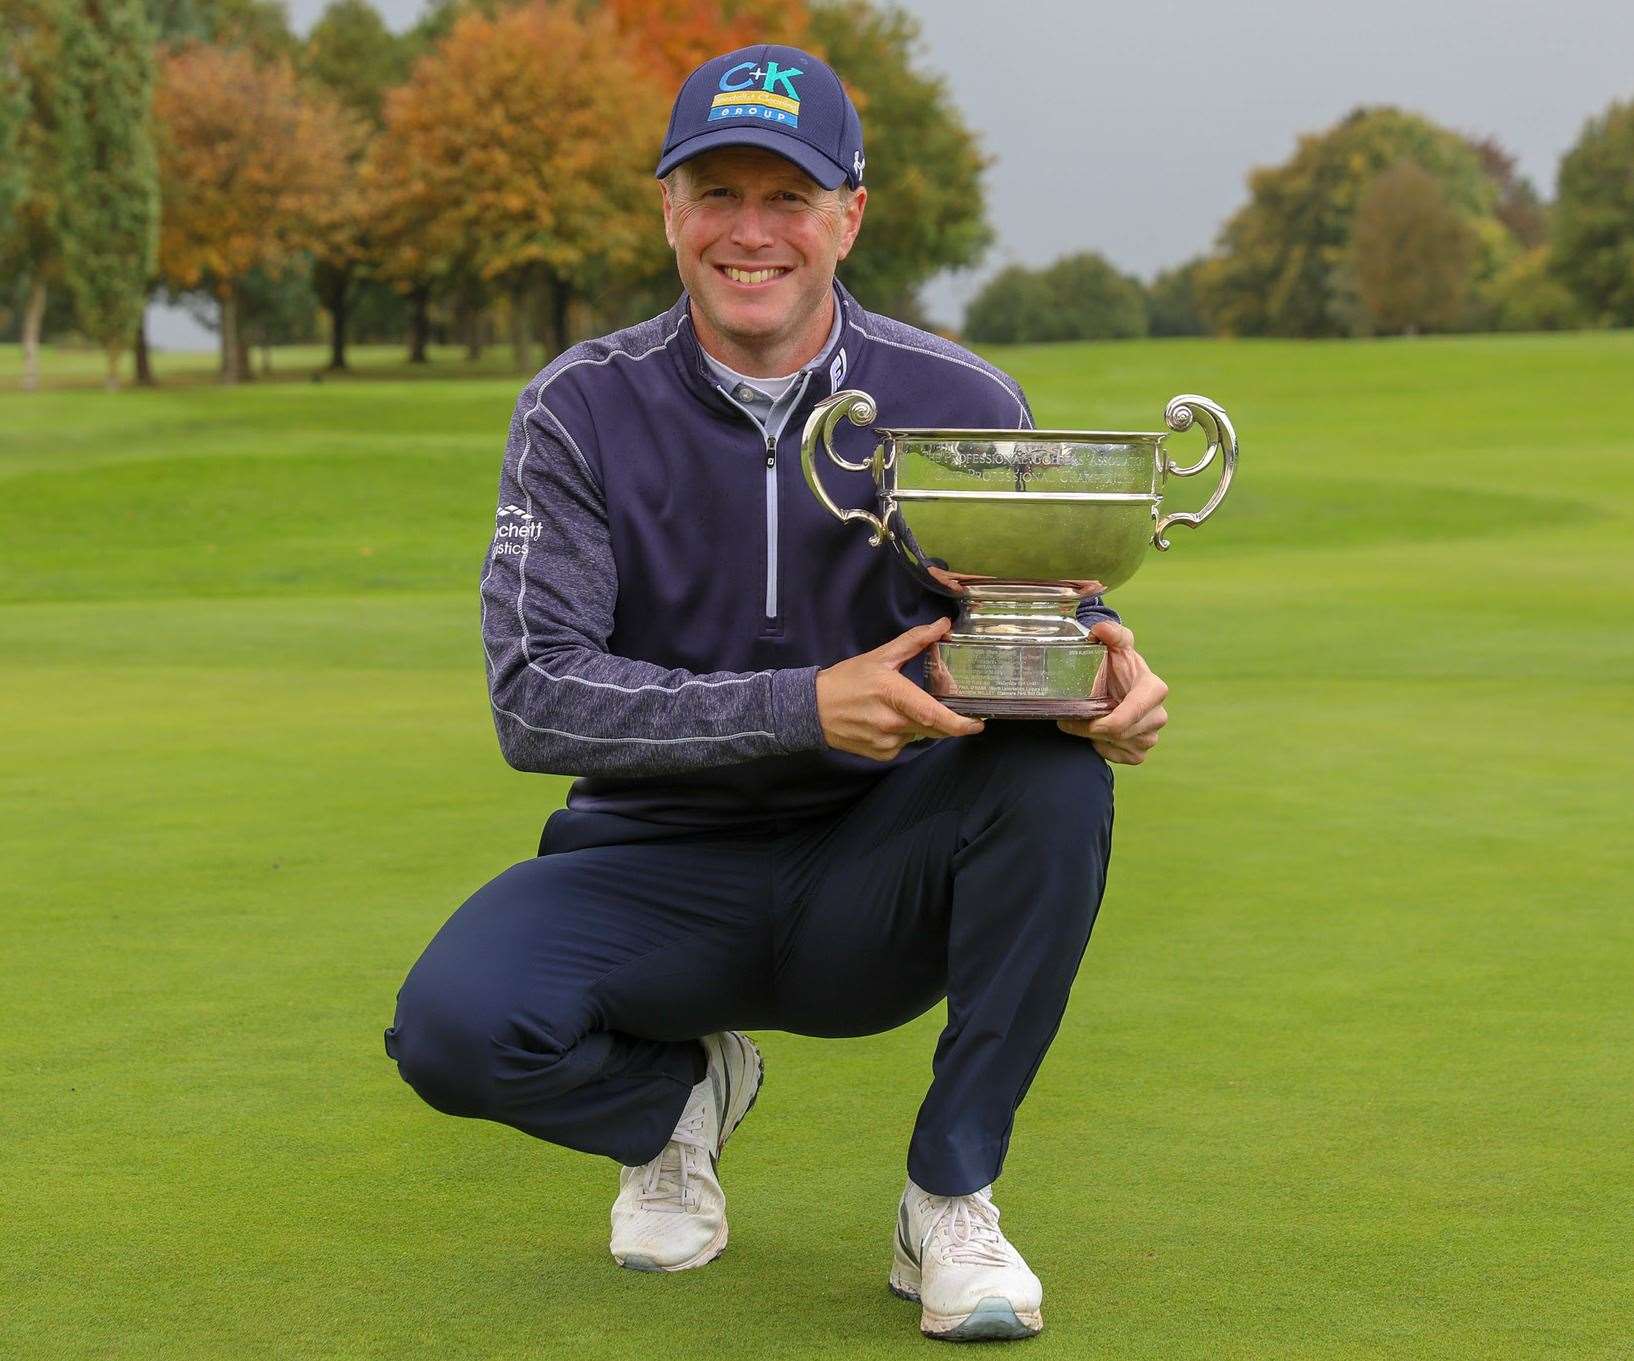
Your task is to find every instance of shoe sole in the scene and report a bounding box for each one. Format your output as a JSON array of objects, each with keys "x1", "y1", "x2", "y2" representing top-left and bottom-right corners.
[
  {"x1": 890, "y1": 1242, "x2": 1042, "y2": 1340},
  {"x1": 612, "y1": 1034, "x2": 764, "y2": 1275},
  {"x1": 921, "y1": 1298, "x2": 1043, "y2": 1342},
  {"x1": 615, "y1": 1238, "x2": 725, "y2": 1273}
]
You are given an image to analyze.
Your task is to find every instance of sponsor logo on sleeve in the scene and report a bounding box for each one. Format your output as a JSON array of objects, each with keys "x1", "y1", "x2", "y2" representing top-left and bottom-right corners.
[{"x1": 493, "y1": 504, "x2": 541, "y2": 556}]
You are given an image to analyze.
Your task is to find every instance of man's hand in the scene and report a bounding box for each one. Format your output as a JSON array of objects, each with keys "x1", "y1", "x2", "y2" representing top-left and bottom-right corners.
[
  {"x1": 816, "y1": 618, "x2": 984, "y2": 761},
  {"x1": 1057, "y1": 621, "x2": 1169, "y2": 765}
]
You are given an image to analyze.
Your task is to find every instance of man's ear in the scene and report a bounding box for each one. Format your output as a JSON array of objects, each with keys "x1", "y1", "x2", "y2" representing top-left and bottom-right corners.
[
  {"x1": 835, "y1": 186, "x2": 868, "y2": 263},
  {"x1": 660, "y1": 181, "x2": 676, "y2": 250}
]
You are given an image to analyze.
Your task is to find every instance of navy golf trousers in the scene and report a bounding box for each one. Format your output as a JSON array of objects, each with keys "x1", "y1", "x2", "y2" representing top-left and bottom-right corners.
[{"x1": 384, "y1": 722, "x2": 1114, "y2": 1196}]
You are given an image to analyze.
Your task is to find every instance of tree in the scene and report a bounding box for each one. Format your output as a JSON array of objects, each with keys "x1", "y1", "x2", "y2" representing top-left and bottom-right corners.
[
  {"x1": 1040, "y1": 252, "x2": 1146, "y2": 340},
  {"x1": 1146, "y1": 257, "x2": 1209, "y2": 337},
  {"x1": 1, "y1": 0, "x2": 69, "y2": 392},
  {"x1": 1349, "y1": 161, "x2": 1478, "y2": 335},
  {"x1": 144, "y1": 0, "x2": 297, "y2": 57},
  {"x1": 0, "y1": 36, "x2": 26, "y2": 238},
  {"x1": 807, "y1": 0, "x2": 992, "y2": 320},
  {"x1": 963, "y1": 264, "x2": 1055, "y2": 344},
  {"x1": 407, "y1": 0, "x2": 805, "y2": 71},
  {"x1": 302, "y1": 0, "x2": 409, "y2": 128},
  {"x1": 401, "y1": 0, "x2": 496, "y2": 62},
  {"x1": 198, "y1": 0, "x2": 300, "y2": 61},
  {"x1": 305, "y1": 155, "x2": 372, "y2": 371},
  {"x1": 1468, "y1": 135, "x2": 1547, "y2": 250},
  {"x1": 153, "y1": 41, "x2": 355, "y2": 382},
  {"x1": 1488, "y1": 246, "x2": 1587, "y2": 332},
  {"x1": 134, "y1": 0, "x2": 299, "y2": 382},
  {"x1": 298, "y1": 4, "x2": 388, "y2": 370},
  {"x1": 0, "y1": 33, "x2": 27, "y2": 347},
  {"x1": 1196, "y1": 106, "x2": 1498, "y2": 337},
  {"x1": 963, "y1": 252, "x2": 1144, "y2": 344},
  {"x1": 604, "y1": 0, "x2": 807, "y2": 78},
  {"x1": 54, "y1": 0, "x2": 161, "y2": 389},
  {"x1": 1552, "y1": 98, "x2": 1634, "y2": 327},
  {"x1": 235, "y1": 255, "x2": 320, "y2": 372},
  {"x1": 361, "y1": 0, "x2": 669, "y2": 371}
]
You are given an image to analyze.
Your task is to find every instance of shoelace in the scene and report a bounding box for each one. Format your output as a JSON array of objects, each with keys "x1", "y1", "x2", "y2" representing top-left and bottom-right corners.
[
  {"x1": 633, "y1": 1096, "x2": 713, "y2": 1214},
  {"x1": 921, "y1": 1186, "x2": 1016, "y2": 1268}
]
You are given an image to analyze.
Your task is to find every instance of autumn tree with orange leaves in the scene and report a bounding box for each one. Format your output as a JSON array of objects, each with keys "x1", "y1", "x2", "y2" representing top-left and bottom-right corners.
[
  {"x1": 362, "y1": 1, "x2": 678, "y2": 371},
  {"x1": 152, "y1": 41, "x2": 359, "y2": 382},
  {"x1": 603, "y1": 0, "x2": 807, "y2": 85}
]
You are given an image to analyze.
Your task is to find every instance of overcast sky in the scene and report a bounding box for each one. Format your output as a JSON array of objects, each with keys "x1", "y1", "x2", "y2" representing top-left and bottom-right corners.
[{"x1": 150, "y1": 0, "x2": 1634, "y2": 346}]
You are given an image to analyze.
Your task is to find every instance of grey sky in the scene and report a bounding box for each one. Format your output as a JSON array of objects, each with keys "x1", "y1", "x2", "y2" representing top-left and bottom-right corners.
[{"x1": 151, "y1": 0, "x2": 1634, "y2": 346}]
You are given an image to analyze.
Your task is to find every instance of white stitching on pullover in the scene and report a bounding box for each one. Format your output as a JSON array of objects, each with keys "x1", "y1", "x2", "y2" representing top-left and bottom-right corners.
[
  {"x1": 521, "y1": 668, "x2": 773, "y2": 696},
  {"x1": 491, "y1": 704, "x2": 776, "y2": 746},
  {"x1": 850, "y1": 319, "x2": 1027, "y2": 424},
  {"x1": 483, "y1": 310, "x2": 781, "y2": 750}
]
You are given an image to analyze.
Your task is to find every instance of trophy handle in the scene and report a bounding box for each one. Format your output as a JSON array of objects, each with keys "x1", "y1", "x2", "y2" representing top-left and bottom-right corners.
[
  {"x1": 800, "y1": 390, "x2": 892, "y2": 547},
  {"x1": 1153, "y1": 394, "x2": 1237, "y2": 552}
]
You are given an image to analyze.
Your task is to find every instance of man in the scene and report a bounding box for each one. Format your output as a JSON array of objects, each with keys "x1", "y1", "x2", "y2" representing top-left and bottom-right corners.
[{"x1": 384, "y1": 43, "x2": 1168, "y2": 1343}]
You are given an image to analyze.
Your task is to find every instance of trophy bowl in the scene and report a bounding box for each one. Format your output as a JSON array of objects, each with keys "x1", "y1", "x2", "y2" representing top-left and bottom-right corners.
[{"x1": 800, "y1": 392, "x2": 1238, "y2": 719}]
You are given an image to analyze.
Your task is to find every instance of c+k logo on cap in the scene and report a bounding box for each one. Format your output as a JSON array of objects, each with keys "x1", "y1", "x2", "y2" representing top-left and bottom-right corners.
[
  {"x1": 710, "y1": 59, "x2": 804, "y2": 128},
  {"x1": 718, "y1": 60, "x2": 803, "y2": 98}
]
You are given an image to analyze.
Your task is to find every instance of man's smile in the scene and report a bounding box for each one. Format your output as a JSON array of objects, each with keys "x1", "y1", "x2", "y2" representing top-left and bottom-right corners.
[{"x1": 715, "y1": 264, "x2": 794, "y2": 288}]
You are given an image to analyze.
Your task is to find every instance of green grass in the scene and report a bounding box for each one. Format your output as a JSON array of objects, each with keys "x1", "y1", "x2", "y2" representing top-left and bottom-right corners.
[{"x1": 4, "y1": 331, "x2": 1631, "y2": 1359}]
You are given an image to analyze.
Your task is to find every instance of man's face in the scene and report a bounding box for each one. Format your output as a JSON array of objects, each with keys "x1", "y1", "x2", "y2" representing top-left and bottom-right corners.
[{"x1": 661, "y1": 146, "x2": 866, "y2": 355}]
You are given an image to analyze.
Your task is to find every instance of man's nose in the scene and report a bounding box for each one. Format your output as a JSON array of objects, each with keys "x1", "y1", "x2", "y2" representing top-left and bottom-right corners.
[{"x1": 729, "y1": 201, "x2": 776, "y2": 250}]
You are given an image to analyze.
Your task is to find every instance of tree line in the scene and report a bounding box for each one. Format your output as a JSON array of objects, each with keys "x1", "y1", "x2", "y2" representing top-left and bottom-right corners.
[
  {"x1": 964, "y1": 102, "x2": 1634, "y2": 344},
  {"x1": 0, "y1": 0, "x2": 992, "y2": 388},
  {"x1": 7, "y1": 3, "x2": 1632, "y2": 381}
]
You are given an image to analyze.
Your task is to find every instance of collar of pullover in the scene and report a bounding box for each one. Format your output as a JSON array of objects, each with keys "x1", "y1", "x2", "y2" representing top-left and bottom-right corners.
[
  {"x1": 698, "y1": 296, "x2": 842, "y2": 404},
  {"x1": 667, "y1": 276, "x2": 863, "y2": 420}
]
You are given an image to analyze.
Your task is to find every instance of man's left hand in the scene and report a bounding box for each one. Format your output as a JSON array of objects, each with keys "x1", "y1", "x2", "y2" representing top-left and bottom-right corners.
[{"x1": 1056, "y1": 621, "x2": 1169, "y2": 765}]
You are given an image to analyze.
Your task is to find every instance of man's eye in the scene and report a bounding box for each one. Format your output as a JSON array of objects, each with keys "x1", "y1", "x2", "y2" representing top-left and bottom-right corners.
[{"x1": 703, "y1": 187, "x2": 734, "y2": 198}]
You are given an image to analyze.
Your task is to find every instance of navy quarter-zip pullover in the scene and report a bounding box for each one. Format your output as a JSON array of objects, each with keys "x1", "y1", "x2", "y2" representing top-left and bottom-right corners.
[{"x1": 480, "y1": 278, "x2": 1119, "y2": 829}]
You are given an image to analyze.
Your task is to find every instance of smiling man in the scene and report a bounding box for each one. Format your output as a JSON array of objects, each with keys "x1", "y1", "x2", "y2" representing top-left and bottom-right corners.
[{"x1": 384, "y1": 43, "x2": 1169, "y2": 1344}]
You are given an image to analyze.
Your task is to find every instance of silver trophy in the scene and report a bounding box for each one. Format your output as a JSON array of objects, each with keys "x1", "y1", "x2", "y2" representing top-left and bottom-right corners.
[{"x1": 799, "y1": 391, "x2": 1238, "y2": 718}]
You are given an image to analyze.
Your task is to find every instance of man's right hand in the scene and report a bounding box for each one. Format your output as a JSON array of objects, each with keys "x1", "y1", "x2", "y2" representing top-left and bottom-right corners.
[{"x1": 815, "y1": 617, "x2": 985, "y2": 761}]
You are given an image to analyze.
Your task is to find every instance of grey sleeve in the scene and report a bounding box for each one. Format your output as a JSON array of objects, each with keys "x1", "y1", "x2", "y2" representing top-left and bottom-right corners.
[
  {"x1": 480, "y1": 387, "x2": 827, "y2": 776},
  {"x1": 1013, "y1": 383, "x2": 1121, "y2": 631}
]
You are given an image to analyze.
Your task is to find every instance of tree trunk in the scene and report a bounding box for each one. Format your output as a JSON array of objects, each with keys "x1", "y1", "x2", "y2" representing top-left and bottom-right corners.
[
  {"x1": 508, "y1": 276, "x2": 533, "y2": 373},
  {"x1": 327, "y1": 266, "x2": 351, "y2": 370},
  {"x1": 234, "y1": 290, "x2": 253, "y2": 382},
  {"x1": 552, "y1": 277, "x2": 571, "y2": 357},
  {"x1": 408, "y1": 284, "x2": 430, "y2": 364},
  {"x1": 220, "y1": 284, "x2": 242, "y2": 384},
  {"x1": 531, "y1": 273, "x2": 571, "y2": 358},
  {"x1": 104, "y1": 339, "x2": 121, "y2": 391},
  {"x1": 21, "y1": 275, "x2": 46, "y2": 393},
  {"x1": 134, "y1": 307, "x2": 155, "y2": 387},
  {"x1": 455, "y1": 285, "x2": 484, "y2": 362}
]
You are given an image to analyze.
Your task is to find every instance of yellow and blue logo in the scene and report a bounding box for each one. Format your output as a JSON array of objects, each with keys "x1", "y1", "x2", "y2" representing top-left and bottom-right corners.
[{"x1": 709, "y1": 59, "x2": 802, "y2": 129}]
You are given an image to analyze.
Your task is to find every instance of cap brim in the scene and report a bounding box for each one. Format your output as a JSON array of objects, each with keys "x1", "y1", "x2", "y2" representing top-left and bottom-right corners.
[{"x1": 655, "y1": 126, "x2": 848, "y2": 190}]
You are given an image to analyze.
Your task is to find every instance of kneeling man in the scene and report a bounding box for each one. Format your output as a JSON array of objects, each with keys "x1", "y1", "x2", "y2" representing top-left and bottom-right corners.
[{"x1": 385, "y1": 42, "x2": 1168, "y2": 1344}]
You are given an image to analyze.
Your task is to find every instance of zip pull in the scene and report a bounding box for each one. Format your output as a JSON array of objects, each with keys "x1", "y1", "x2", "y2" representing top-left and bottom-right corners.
[{"x1": 765, "y1": 436, "x2": 776, "y2": 469}]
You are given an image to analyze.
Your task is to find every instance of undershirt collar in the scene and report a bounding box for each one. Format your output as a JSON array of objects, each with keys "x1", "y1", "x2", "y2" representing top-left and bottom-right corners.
[{"x1": 697, "y1": 295, "x2": 844, "y2": 404}]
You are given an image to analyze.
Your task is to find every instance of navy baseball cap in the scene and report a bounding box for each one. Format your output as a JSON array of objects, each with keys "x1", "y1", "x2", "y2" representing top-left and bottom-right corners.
[{"x1": 655, "y1": 44, "x2": 866, "y2": 191}]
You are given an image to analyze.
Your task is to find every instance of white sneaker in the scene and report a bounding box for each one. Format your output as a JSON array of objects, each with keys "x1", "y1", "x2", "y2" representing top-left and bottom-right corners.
[
  {"x1": 889, "y1": 1178, "x2": 1044, "y2": 1340},
  {"x1": 609, "y1": 1031, "x2": 763, "y2": 1272}
]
